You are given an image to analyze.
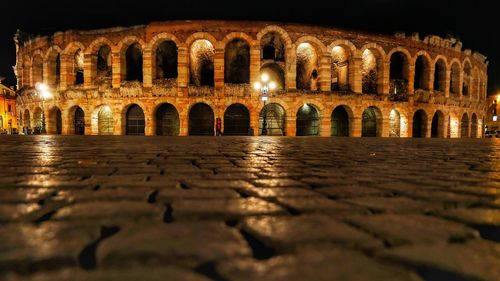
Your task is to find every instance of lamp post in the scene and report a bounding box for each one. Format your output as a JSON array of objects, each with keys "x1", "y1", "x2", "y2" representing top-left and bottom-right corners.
[
  {"x1": 35, "y1": 83, "x2": 51, "y2": 134},
  {"x1": 254, "y1": 73, "x2": 276, "y2": 135}
]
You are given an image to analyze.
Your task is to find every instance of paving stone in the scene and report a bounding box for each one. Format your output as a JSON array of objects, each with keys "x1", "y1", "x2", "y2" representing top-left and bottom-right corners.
[
  {"x1": 53, "y1": 202, "x2": 163, "y2": 222},
  {"x1": 157, "y1": 188, "x2": 241, "y2": 201},
  {"x1": 217, "y1": 245, "x2": 424, "y2": 281},
  {"x1": 4, "y1": 266, "x2": 211, "y2": 281},
  {"x1": 242, "y1": 214, "x2": 382, "y2": 250},
  {"x1": 378, "y1": 240, "x2": 500, "y2": 281},
  {"x1": 98, "y1": 221, "x2": 251, "y2": 268},
  {"x1": 346, "y1": 214, "x2": 479, "y2": 246},
  {"x1": 276, "y1": 197, "x2": 367, "y2": 215},
  {"x1": 252, "y1": 178, "x2": 309, "y2": 188},
  {"x1": 242, "y1": 186, "x2": 322, "y2": 198},
  {"x1": 316, "y1": 186, "x2": 393, "y2": 198},
  {"x1": 0, "y1": 188, "x2": 56, "y2": 204},
  {"x1": 341, "y1": 196, "x2": 443, "y2": 213},
  {"x1": 55, "y1": 188, "x2": 153, "y2": 203},
  {"x1": 171, "y1": 197, "x2": 287, "y2": 219},
  {"x1": 183, "y1": 179, "x2": 255, "y2": 189},
  {"x1": 0, "y1": 222, "x2": 100, "y2": 272},
  {"x1": 0, "y1": 203, "x2": 46, "y2": 222}
]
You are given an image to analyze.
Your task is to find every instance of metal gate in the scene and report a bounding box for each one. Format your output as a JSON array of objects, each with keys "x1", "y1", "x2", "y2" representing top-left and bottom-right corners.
[
  {"x1": 189, "y1": 103, "x2": 214, "y2": 136},
  {"x1": 362, "y1": 108, "x2": 377, "y2": 137},
  {"x1": 331, "y1": 106, "x2": 349, "y2": 136},
  {"x1": 224, "y1": 104, "x2": 249, "y2": 135},
  {"x1": 126, "y1": 105, "x2": 145, "y2": 135},
  {"x1": 74, "y1": 107, "x2": 85, "y2": 135},
  {"x1": 156, "y1": 103, "x2": 179, "y2": 136},
  {"x1": 98, "y1": 106, "x2": 114, "y2": 135},
  {"x1": 259, "y1": 103, "x2": 285, "y2": 136},
  {"x1": 296, "y1": 104, "x2": 319, "y2": 136}
]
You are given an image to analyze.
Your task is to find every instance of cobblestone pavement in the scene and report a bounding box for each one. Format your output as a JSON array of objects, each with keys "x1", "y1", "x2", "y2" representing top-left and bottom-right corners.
[{"x1": 0, "y1": 135, "x2": 499, "y2": 281}]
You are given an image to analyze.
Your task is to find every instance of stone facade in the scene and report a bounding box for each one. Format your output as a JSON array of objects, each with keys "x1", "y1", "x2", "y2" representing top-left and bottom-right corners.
[{"x1": 14, "y1": 20, "x2": 488, "y2": 137}]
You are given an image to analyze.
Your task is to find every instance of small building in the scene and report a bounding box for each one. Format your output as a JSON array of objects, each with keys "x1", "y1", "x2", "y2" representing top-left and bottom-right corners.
[
  {"x1": 485, "y1": 94, "x2": 500, "y2": 134},
  {"x1": 0, "y1": 81, "x2": 17, "y2": 134}
]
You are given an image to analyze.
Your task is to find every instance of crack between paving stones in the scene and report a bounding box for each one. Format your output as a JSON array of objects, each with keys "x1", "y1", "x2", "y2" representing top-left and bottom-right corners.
[
  {"x1": 195, "y1": 262, "x2": 230, "y2": 281},
  {"x1": 163, "y1": 203, "x2": 174, "y2": 223},
  {"x1": 78, "y1": 226, "x2": 120, "y2": 270},
  {"x1": 416, "y1": 265, "x2": 481, "y2": 281},
  {"x1": 147, "y1": 190, "x2": 158, "y2": 203},
  {"x1": 239, "y1": 229, "x2": 276, "y2": 260}
]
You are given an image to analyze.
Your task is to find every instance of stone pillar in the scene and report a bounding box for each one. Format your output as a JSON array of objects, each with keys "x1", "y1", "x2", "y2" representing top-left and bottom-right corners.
[
  {"x1": 59, "y1": 54, "x2": 71, "y2": 91},
  {"x1": 428, "y1": 66, "x2": 435, "y2": 92},
  {"x1": 143, "y1": 48, "x2": 153, "y2": 88},
  {"x1": 250, "y1": 107, "x2": 260, "y2": 136},
  {"x1": 380, "y1": 61, "x2": 390, "y2": 95},
  {"x1": 285, "y1": 115, "x2": 296, "y2": 137},
  {"x1": 407, "y1": 118, "x2": 413, "y2": 138},
  {"x1": 145, "y1": 109, "x2": 154, "y2": 136},
  {"x1": 43, "y1": 62, "x2": 51, "y2": 88},
  {"x1": 458, "y1": 71, "x2": 464, "y2": 101},
  {"x1": 319, "y1": 55, "x2": 331, "y2": 92},
  {"x1": 179, "y1": 109, "x2": 189, "y2": 136},
  {"x1": 407, "y1": 62, "x2": 415, "y2": 96},
  {"x1": 443, "y1": 115, "x2": 449, "y2": 138},
  {"x1": 286, "y1": 46, "x2": 296, "y2": 91},
  {"x1": 114, "y1": 113, "x2": 122, "y2": 135},
  {"x1": 351, "y1": 116, "x2": 362, "y2": 137},
  {"x1": 84, "y1": 54, "x2": 94, "y2": 88},
  {"x1": 84, "y1": 113, "x2": 92, "y2": 136},
  {"x1": 250, "y1": 45, "x2": 261, "y2": 93},
  {"x1": 177, "y1": 46, "x2": 189, "y2": 96},
  {"x1": 214, "y1": 47, "x2": 225, "y2": 97},
  {"x1": 112, "y1": 52, "x2": 122, "y2": 88},
  {"x1": 444, "y1": 70, "x2": 451, "y2": 98},
  {"x1": 426, "y1": 119, "x2": 433, "y2": 138},
  {"x1": 350, "y1": 56, "x2": 363, "y2": 94},
  {"x1": 319, "y1": 114, "x2": 330, "y2": 136},
  {"x1": 381, "y1": 116, "x2": 390, "y2": 137}
]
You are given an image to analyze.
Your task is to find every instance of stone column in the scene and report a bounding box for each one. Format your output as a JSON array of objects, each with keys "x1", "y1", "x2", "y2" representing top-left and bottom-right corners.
[
  {"x1": 143, "y1": 48, "x2": 153, "y2": 88},
  {"x1": 286, "y1": 46, "x2": 296, "y2": 91},
  {"x1": 319, "y1": 114, "x2": 330, "y2": 136},
  {"x1": 84, "y1": 113, "x2": 92, "y2": 136},
  {"x1": 351, "y1": 116, "x2": 362, "y2": 137},
  {"x1": 350, "y1": 56, "x2": 363, "y2": 94},
  {"x1": 381, "y1": 116, "x2": 390, "y2": 137},
  {"x1": 458, "y1": 71, "x2": 464, "y2": 101},
  {"x1": 407, "y1": 62, "x2": 415, "y2": 96},
  {"x1": 214, "y1": 47, "x2": 225, "y2": 98},
  {"x1": 380, "y1": 61, "x2": 390, "y2": 95},
  {"x1": 177, "y1": 46, "x2": 189, "y2": 96},
  {"x1": 59, "y1": 54, "x2": 71, "y2": 91},
  {"x1": 43, "y1": 61, "x2": 50, "y2": 86},
  {"x1": 444, "y1": 70, "x2": 451, "y2": 98},
  {"x1": 250, "y1": 107, "x2": 260, "y2": 136},
  {"x1": 84, "y1": 54, "x2": 94, "y2": 88},
  {"x1": 250, "y1": 45, "x2": 261, "y2": 93},
  {"x1": 428, "y1": 66, "x2": 435, "y2": 92},
  {"x1": 285, "y1": 115, "x2": 296, "y2": 137},
  {"x1": 319, "y1": 55, "x2": 331, "y2": 92},
  {"x1": 179, "y1": 109, "x2": 189, "y2": 136},
  {"x1": 426, "y1": 119, "x2": 433, "y2": 138},
  {"x1": 112, "y1": 52, "x2": 123, "y2": 89}
]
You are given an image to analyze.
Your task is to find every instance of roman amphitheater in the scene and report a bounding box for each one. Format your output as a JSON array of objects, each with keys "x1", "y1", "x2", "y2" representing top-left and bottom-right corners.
[{"x1": 14, "y1": 20, "x2": 488, "y2": 137}]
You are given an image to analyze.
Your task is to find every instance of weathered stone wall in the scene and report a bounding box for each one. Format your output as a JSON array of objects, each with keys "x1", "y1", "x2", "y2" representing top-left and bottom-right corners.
[{"x1": 14, "y1": 20, "x2": 488, "y2": 137}]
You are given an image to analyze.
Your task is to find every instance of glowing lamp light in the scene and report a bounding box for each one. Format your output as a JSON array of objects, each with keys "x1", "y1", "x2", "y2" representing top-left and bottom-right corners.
[
  {"x1": 261, "y1": 73, "x2": 269, "y2": 82},
  {"x1": 261, "y1": 96, "x2": 268, "y2": 102},
  {"x1": 269, "y1": 81, "x2": 277, "y2": 90},
  {"x1": 253, "y1": 81, "x2": 262, "y2": 90},
  {"x1": 493, "y1": 115, "x2": 498, "y2": 122}
]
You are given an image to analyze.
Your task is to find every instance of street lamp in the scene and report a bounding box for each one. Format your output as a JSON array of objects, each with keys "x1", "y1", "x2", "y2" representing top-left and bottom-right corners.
[
  {"x1": 34, "y1": 83, "x2": 51, "y2": 134},
  {"x1": 254, "y1": 73, "x2": 276, "y2": 135}
]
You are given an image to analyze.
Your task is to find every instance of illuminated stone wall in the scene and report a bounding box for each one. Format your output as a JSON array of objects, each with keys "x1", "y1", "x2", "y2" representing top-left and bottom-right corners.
[{"x1": 15, "y1": 20, "x2": 488, "y2": 137}]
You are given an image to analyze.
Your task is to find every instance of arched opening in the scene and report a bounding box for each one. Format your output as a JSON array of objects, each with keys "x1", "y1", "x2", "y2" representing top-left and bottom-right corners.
[
  {"x1": 260, "y1": 64, "x2": 285, "y2": 90},
  {"x1": 98, "y1": 105, "x2": 114, "y2": 135},
  {"x1": 73, "y1": 49, "x2": 84, "y2": 85},
  {"x1": 450, "y1": 62, "x2": 460, "y2": 95},
  {"x1": 225, "y1": 39, "x2": 250, "y2": 84},
  {"x1": 155, "y1": 41, "x2": 178, "y2": 80},
  {"x1": 331, "y1": 46, "x2": 350, "y2": 91},
  {"x1": 189, "y1": 103, "x2": 214, "y2": 136},
  {"x1": 296, "y1": 104, "x2": 319, "y2": 136},
  {"x1": 462, "y1": 61, "x2": 472, "y2": 96},
  {"x1": 414, "y1": 55, "x2": 430, "y2": 90},
  {"x1": 296, "y1": 43, "x2": 319, "y2": 91},
  {"x1": 471, "y1": 113, "x2": 478, "y2": 138},
  {"x1": 47, "y1": 51, "x2": 61, "y2": 88},
  {"x1": 224, "y1": 104, "x2": 250, "y2": 136},
  {"x1": 125, "y1": 43, "x2": 143, "y2": 82},
  {"x1": 190, "y1": 40, "x2": 214, "y2": 87},
  {"x1": 434, "y1": 59, "x2": 447, "y2": 92},
  {"x1": 156, "y1": 103, "x2": 179, "y2": 136},
  {"x1": 49, "y1": 107, "x2": 62, "y2": 135},
  {"x1": 125, "y1": 105, "x2": 145, "y2": 135},
  {"x1": 331, "y1": 106, "x2": 350, "y2": 137},
  {"x1": 461, "y1": 113, "x2": 469, "y2": 138},
  {"x1": 362, "y1": 49, "x2": 380, "y2": 94},
  {"x1": 389, "y1": 109, "x2": 401, "y2": 137},
  {"x1": 259, "y1": 103, "x2": 285, "y2": 136},
  {"x1": 23, "y1": 109, "x2": 31, "y2": 133},
  {"x1": 412, "y1": 110, "x2": 427, "y2": 138},
  {"x1": 33, "y1": 107, "x2": 43, "y2": 134},
  {"x1": 32, "y1": 55, "x2": 44, "y2": 85},
  {"x1": 389, "y1": 51, "x2": 409, "y2": 98},
  {"x1": 431, "y1": 111, "x2": 445, "y2": 138},
  {"x1": 261, "y1": 32, "x2": 285, "y2": 62},
  {"x1": 73, "y1": 107, "x2": 85, "y2": 135},
  {"x1": 362, "y1": 106, "x2": 381, "y2": 137},
  {"x1": 96, "y1": 45, "x2": 112, "y2": 82}
]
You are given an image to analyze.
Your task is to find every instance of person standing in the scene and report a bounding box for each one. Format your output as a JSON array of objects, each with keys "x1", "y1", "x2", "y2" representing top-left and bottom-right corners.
[{"x1": 215, "y1": 117, "x2": 222, "y2": 136}]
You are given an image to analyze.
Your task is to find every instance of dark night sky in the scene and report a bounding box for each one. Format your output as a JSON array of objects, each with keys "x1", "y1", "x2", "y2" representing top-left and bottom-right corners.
[{"x1": 1, "y1": 0, "x2": 497, "y2": 94}]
